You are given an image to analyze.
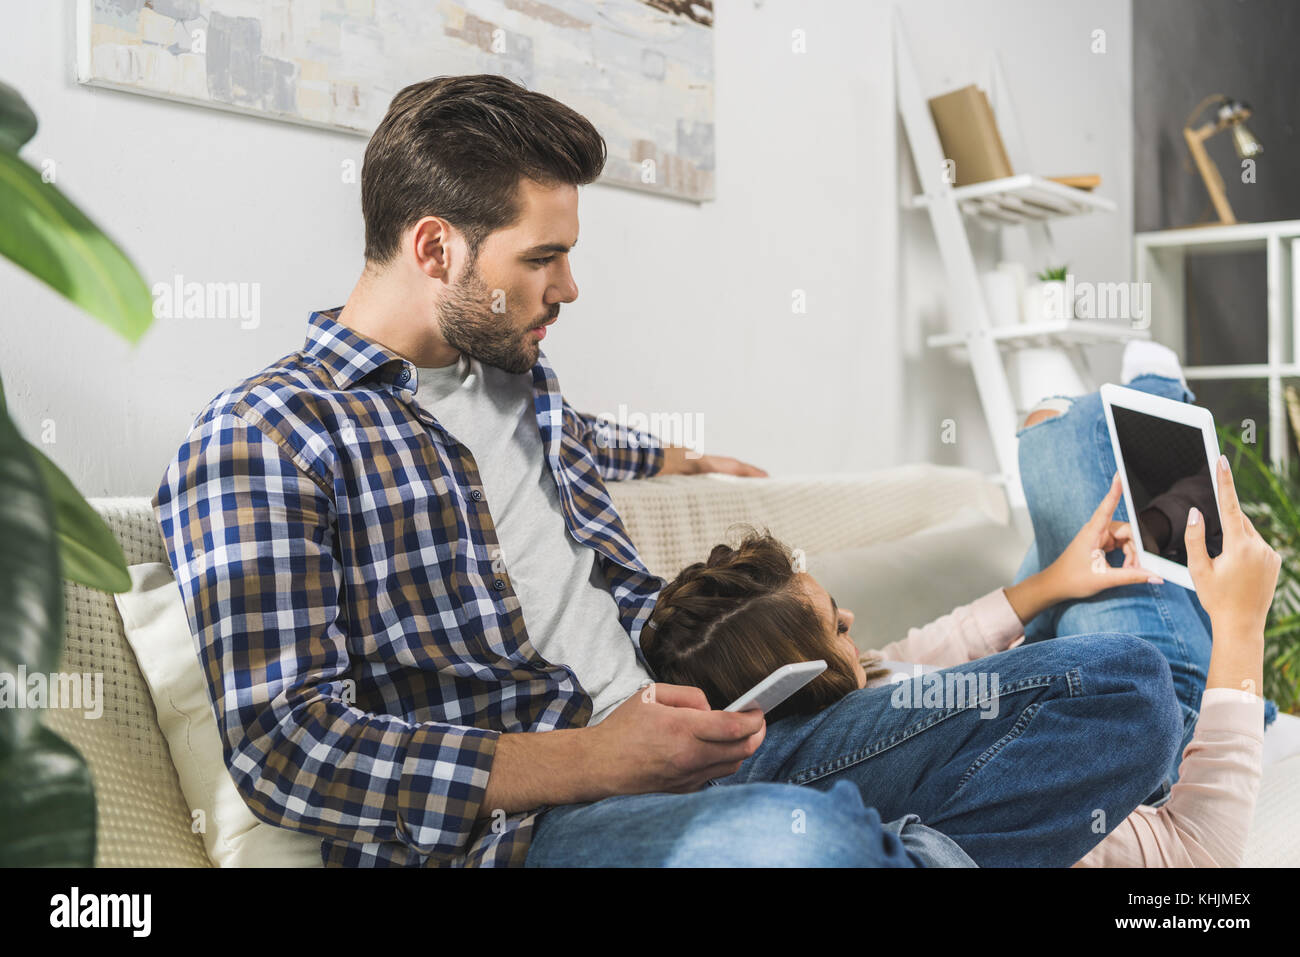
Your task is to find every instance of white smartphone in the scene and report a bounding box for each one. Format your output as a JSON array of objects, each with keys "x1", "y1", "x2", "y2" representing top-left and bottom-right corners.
[{"x1": 724, "y1": 660, "x2": 828, "y2": 714}]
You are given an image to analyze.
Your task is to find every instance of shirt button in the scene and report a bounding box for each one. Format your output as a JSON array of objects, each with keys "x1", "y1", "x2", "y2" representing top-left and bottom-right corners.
[
  {"x1": 470, "y1": 489, "x2": 483, "y2": 501},
  {"x1": 493, "y1": 578, "x2": 506, "y2": 591},
  {"x1": 397, "y1": 367, "x2": 410, "y2": 382}
]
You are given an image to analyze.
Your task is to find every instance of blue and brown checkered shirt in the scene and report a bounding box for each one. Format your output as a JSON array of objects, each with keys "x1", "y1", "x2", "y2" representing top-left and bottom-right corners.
[{"x1": 154, "y1": 308, "x2": 666, "y2": 866}]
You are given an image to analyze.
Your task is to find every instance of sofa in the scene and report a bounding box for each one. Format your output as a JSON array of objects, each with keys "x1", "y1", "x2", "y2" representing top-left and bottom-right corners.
[{"x1": 39, "y1": 464, "x2": 1300, "y2": 866}]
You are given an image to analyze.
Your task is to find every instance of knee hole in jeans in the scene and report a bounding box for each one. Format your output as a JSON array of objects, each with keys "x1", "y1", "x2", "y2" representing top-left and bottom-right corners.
[{"x1": 1020, "y1": 400, "x2": 1073, "y2": 430}]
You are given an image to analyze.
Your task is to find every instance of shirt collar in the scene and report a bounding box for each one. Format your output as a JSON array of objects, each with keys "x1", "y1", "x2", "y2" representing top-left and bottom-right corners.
[
  {"x1": 304, "y1": 307, "x2": 411, "y2": 390},
  {"x1": 305, "y1": 305, "x2": 560, "y2": 398}
]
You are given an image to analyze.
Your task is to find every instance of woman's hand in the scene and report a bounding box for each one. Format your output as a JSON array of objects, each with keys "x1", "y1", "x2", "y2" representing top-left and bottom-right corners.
[
  {"x1": 1003, "y1": 472, "x2": 1159, "y2": 625},
  {"x1": 1187, "y1": 455, "x2": 1278, "y2": 699},
  {"x1": 1187, "y1": 455, "x2": 1280, "y2": 638},
  {"x1": 1047, "y1": 471, "x2": 1166, "y2": 600}
]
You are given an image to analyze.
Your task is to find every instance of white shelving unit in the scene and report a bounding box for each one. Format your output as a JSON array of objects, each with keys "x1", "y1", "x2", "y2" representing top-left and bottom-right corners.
[
  {"x1": 1136, "y1": 219, "x2": 1300, "y2": 469},
  {"x1": 908, "y1": 174, "x2": 1117, "y2": 224},
  {"x1": 926, "y1": 318, "x2": 1146, "y2": 350},
  {"x1": 895, "y1": 15, "x2": 1142, "y2": 521}
]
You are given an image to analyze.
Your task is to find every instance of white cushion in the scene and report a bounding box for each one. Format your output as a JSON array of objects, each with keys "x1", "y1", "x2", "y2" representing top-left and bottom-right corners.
[
  {"x1": 807, "y1": 506, "x2": 1029, "y2": 651},
  {"x1": 114, "y1": 563, "x2": 324, "y2": 867},
  {"x1": 1244, "y1": 755, "x2": 1300, "y2": 867}
]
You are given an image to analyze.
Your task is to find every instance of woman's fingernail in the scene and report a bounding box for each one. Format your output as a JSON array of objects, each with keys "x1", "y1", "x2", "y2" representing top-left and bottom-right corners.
[
  {"x1": 1149, "y1": 576, "x2": 1164, "y2": 585},
  {"x1": 1219, "y1": 454, "x2": 1229, "y2": 472},
  {"x1": 1188, "y1": 506, "x2": 1201, "y2": 526}
]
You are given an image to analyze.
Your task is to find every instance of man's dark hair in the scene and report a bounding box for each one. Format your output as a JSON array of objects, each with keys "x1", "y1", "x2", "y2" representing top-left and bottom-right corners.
[{"x1": 361, "y1": 74, "x2": 607, "y2": 265}]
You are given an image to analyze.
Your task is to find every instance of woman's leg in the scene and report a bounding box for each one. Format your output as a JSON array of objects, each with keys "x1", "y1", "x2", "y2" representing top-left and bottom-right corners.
[
  {"x1": 1011, "y1": 373, "x2": 1277, "y2": 799},
  {"x1": 721, "y1": 632, "x2": 1183, "y2": 866}
]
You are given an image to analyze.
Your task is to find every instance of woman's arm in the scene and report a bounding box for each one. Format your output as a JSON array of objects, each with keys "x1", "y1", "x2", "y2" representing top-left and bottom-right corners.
[
  {"x1": 874, "y1": 586, "x2": 1028, "y2": 667},
  {"x1": 1072, "y1": 683, "x2": 1264, "y2": 867},
  {"x1": 876, "y1": 475, "x2": 1157, "y2": 667},
  {"x1": 1072, "y1": 457, "x2": 1279, "y2": 868}
]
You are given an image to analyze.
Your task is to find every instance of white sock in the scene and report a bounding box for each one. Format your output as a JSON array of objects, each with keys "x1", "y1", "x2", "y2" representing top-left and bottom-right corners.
[{"x1": 1121, "y1": 340, "x2": 1187, "y2": 389}]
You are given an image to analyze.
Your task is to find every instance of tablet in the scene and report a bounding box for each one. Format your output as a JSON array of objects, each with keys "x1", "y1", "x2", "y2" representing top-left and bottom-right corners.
[{"x1": 1099, "y1": 383, "x2": 1224, "y2": 591}]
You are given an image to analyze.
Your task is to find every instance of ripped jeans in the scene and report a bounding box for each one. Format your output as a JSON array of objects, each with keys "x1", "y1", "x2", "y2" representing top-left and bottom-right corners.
[{"x1": 1012, "y1": 372, "x2": 1279, "y2": 803}]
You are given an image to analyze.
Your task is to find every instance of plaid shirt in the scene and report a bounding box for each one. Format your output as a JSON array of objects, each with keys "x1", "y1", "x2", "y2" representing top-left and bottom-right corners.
[{"x1": 154, "y1": 308, "x2": 666, "y2": 867}]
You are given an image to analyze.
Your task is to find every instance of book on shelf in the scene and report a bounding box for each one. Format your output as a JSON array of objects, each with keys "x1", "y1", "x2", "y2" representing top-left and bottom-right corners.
[{"x1": 927, "y1": 84, "x2": 1013, "y2": 186}]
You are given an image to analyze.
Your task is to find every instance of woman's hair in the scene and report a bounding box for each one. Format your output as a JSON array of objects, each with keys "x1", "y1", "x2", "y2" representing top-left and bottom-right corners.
[{"x1": 641, "y1": 528, "x2": 888, "y2": 723}]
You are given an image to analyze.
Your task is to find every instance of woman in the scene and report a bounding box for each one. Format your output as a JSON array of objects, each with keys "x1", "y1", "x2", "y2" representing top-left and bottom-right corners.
[{"x1": 642, "y1": 398, "x2": 1279, "y2": 867}]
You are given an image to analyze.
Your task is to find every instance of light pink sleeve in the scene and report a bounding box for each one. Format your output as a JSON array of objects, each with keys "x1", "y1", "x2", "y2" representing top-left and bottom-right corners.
[
  {"x1": 1071, "y1": 688, "x2": 1265, "y2": 868},
  {"x1": 874, "y1": 588, "x2": 1026, "y2": 666}
]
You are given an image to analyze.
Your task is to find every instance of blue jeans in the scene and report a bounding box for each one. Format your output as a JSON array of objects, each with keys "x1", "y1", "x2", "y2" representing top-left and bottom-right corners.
[
  {"x1": 1011, "y1": 373, "x2": 1278, "y2": 802},
  {"x1": 527, "y1": 639, "x2": 1183, "y2": 867}
]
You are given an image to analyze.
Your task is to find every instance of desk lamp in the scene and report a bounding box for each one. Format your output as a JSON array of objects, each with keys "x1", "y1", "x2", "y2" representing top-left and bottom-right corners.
[{"x1": 1183, "y1": 94, "x2": 1263, "y2": 226}]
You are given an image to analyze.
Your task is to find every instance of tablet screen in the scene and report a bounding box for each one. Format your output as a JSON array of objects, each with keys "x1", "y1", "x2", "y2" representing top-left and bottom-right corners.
[{"x1": 1111, "y1": 406, "x2": 1223, "y2": 564}]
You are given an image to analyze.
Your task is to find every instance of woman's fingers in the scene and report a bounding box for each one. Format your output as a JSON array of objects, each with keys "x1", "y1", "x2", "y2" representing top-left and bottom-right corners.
[
  {"x1": 1215, "y1": 455, "x2": 1245, "y2": 545},
  {"x1": 1095, "y1": 521, "x2": 1136, "y2": 566},
  {"x1": 1090, "y1": 472, "x2": 1123, "y2": 528},
  {"x1": 1239, "y1": 506, "x2": 1264, "y2": 544},
  {"x1": 1091, "y1": 565, "x2": 1162, "y2": 590}
]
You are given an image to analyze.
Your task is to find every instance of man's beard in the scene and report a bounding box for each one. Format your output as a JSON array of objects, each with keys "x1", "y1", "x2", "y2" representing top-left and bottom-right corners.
[{"x1": 435, "y1": 257, "x2": 549, "y2": 375}]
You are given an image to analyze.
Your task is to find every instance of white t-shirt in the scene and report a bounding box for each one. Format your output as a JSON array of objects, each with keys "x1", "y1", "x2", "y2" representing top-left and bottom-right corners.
[{"x1": 413, "y1": 355, "x2": 651, "y2": 724}]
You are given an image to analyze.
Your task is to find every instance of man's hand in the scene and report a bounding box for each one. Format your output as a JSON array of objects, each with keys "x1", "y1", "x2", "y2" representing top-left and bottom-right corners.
[
  {"x1": 658, "y1": 446, "x2": 768, "y2": 477},
  {"x1": 585, "y1": 683, "x2": 767, "y2": 796}
]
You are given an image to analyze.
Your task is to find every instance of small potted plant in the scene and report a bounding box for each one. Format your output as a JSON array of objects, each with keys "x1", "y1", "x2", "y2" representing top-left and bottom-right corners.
[{"x1": 1022, "y1": 265, "x2": 1073, "y2": 323}]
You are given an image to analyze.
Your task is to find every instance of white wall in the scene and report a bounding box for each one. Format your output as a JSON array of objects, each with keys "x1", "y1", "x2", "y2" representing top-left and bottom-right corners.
[
  {"x1": 896, "y1": 0, "x2": 1134, "y2": 473},
  {"x1": 0, "y1": 0, "x2": 1129, "y2": 497}
]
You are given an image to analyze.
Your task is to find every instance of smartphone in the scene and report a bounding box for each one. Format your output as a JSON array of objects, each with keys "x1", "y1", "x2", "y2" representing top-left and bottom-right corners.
[{"x1": 724, "y1": 660, "x2": 828, "y2": 713}]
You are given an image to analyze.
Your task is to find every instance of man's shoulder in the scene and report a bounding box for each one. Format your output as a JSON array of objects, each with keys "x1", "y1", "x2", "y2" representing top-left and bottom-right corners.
[
  {"x1": 171, "y1": 349, "x2": 361, "y2": 489},
  {"x1": 194, "y1": 348, "x2": 323, "y2": 421}
]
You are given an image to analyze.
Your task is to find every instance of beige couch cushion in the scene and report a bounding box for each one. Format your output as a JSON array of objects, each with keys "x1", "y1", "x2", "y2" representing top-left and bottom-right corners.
[
  {"x1": 606, "y1": 467, "x2": 1010, "y2": 580},
  {"x1": 42, "y1": 499, "x2": 210, "y2": 867}
]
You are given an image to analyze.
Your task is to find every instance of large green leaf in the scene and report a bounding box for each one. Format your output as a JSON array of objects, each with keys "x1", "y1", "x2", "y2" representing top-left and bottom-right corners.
[
  {"x1": 0, "y1": 149, "x2": 153, "y2": 343},
  {"x1": 0, "y1": 725, "x2": 96, "y2": 867},
  {"x1": 30, "y1": 443, "x2": 130, "y2": 594},
  {"x1": 0, "y1": 80, "x2": 38, "y2": 153},
  {"x1": 0, "y1": 402, "x2": 62, "y2": 753}
]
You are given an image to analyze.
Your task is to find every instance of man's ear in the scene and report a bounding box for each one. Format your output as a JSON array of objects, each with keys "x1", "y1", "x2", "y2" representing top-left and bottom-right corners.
[{"x1": 410, "y1": 215, "x2": 457, "y2": 280}]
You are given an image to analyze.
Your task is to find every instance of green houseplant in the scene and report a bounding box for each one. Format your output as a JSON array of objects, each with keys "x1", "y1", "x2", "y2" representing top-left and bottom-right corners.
[
  {"x1": 1023, "y1": 264, "x2": 1073, "y2": 322},
  {"x1": 1217, "y1": 424, "x2": 1300, "y2": 714},
  {"x1": 0, "y1": 81, "x2": 154, "y2": 865}
]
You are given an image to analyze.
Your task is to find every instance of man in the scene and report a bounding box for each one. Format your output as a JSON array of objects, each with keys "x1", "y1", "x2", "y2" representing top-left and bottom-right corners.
[{"x1": 155, "y1": 75, "x2": 1182, "y2": 867}]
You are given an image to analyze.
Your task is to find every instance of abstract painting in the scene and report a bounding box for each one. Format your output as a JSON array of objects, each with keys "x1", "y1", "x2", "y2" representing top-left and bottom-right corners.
[{"x1": 77, "y1": 0, "x2": 715, "y2": 200}]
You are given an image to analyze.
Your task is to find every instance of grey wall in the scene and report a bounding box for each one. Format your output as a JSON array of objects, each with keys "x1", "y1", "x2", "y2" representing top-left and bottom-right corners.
[{"x1": 1133, "y1": 0, "x2": 1300, "y2": 447}]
